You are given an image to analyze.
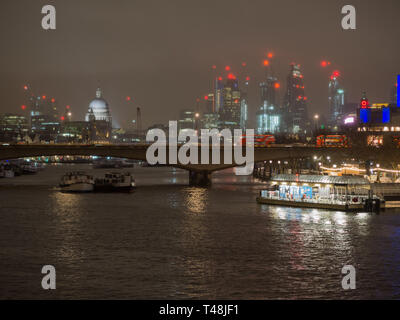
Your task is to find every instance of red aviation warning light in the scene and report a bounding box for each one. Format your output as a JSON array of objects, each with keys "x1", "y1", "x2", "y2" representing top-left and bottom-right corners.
[
  {"x1": 225, "y1": 66, "x2": 231, "y2": 71},
  {"x1": 246, "y1": 76, "x2": 250, "y2": 81},
  {"x1": 23, "y1": 85, "x2": 28, "y2": 91},
  {"x1": 227, "y1": 73, "x2": 236, "y2": 80},
  {"x1": 60, "y1": 116, "x2": 65, "y2": 121},
  {"x1": 267, "y1": 52, "x2": 274, "y2": 59},
  {"x1": 21, "y1": 105, "x2": 26, "y2": 110},
  {"x1": 51, "y1": 98, "x2": 55, "y2": 103},
  {"x1": 66, "y1": 105, "x2": 70, "y2": 109},
  {"x1": 331, "y1": 70, "x2": 340, "y2": 79},
  {"x1": 212, "y1": 65, "x2": 217, "y2": 69},
  {"x1": 218, "y1": 76, "x2": 223, "y2": 81},
  {"x1": 42, "y1": 95, "x2": 47, "y2": 100},
  {"x1": 321, "y1": 60, "x2": 331, "y2": 68},
  {"x1": 204, "y1": 95, "x2": 209, "y2": 100},
  {"x1": 126, "y1": 96, "x2": 131, "y2": 102},
  {"x1": 274, "y1": 83, "x2": 280, "y2": 89},
  {"x1": 263, "y1": 60, "x2": 270, "y2": 66},
  {"x1": 360, "y1": 100, "x2": 369, "y2": 109},
  {"x1": 242, "y1": 62, "x2": 247, "y2": 67}
]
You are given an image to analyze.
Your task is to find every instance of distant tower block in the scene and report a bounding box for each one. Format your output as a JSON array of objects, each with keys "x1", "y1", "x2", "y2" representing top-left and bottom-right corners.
[{"x1": 136, "y1": 107, "x2": 142, "y2": 135}]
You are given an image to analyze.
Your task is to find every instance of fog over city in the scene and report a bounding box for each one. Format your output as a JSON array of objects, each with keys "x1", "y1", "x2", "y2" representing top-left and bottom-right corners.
[{"x1": 0, "y1": 0, "x2": 398, "y2": 128}]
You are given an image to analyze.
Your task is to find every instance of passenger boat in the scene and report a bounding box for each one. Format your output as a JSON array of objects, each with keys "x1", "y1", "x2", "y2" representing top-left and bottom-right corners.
[
  {"x1": 59, "y1": 172, "x2": 94, "y2": 193},
  {"x1": 94, "y1": 172, "x2": 136, "y2": 193},
  {"x1": 2, "y1": 165, "x2": 15, "y2": 178},
  {"x1": 257, "y1": 174, "x2": 383, "y2": 212}
]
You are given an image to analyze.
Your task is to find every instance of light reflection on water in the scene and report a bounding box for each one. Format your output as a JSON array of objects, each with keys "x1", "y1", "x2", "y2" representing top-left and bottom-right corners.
[
  {"x1": 184, "y1": 187, "x2": 208, "y2": 214},
  {"x1": 0, "y1": 165, "x2": 400, "y2": 299},
  {"x1": 51, "y1": 192, "x2": 86, "y2": 265}
]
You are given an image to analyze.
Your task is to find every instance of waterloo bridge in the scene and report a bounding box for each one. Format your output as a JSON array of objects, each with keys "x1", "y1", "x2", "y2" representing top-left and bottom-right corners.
[{"x1": 0, "y1": 144, "x2": 399, "y2": 186}]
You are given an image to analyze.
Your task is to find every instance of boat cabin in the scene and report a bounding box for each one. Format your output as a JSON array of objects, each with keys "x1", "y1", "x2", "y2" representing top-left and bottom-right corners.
[{"x1": 262, "y1": 174, "x2": 371, "y2": 205}]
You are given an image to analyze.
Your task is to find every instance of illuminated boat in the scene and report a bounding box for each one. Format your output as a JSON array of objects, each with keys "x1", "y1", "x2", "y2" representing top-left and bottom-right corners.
[
  {"x1": 59, "y1": 172, "x2": 94, "y2": 193},
  {"x1": 94, "y1": 172, "x2": 136, "y2": 193},
  {"x1": 257, "y1": 174, "x2": 383, "y2": 212}
]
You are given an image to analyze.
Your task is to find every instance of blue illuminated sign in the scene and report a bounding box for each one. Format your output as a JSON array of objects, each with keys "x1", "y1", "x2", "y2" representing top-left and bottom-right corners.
[
  {"x1": 397, "y1": 75, "x2": 400, "y2": 107},
  {"x1": 360, "y1": 108, "x2": 371, "y2": 123},
  {"x1": 382, "y1": 107, "x2": 390, "y2": 123}
]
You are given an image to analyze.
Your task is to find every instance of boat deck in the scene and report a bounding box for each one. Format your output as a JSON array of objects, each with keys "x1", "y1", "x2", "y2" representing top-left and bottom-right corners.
[{"x1": 256, "y1": 197, "x2": 364, "y2": 211}]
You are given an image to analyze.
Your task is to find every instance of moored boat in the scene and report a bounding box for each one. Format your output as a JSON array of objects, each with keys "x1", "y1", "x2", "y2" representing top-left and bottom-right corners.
[
  {"x1": 59, "y1": 172, "x2": 94, "y2": 193},
  {"x1": 257, "y1": 174, "x2": 384, "y2": 212},
  {"x1": 94, "y1": 172, "x2": 136, "y2": 193},
  {"x1": 3, "y1": 165, "x2": 15, "y2": 178}
]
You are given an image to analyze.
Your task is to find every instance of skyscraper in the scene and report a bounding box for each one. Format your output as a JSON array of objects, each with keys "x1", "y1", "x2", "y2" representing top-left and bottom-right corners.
[
  {"x1": 283, "y1": 63, "x2": 308, "y2": 134},
  {"x1": 240, "y1": 77, "x2": 249, "y2": 130},
  {"x1": 328, "y1": 70, "x2": 345, "y2": 126},
  {"x1": 214, "y1": 77, "x2": 224, "y2": 113},
  {"x1": 178, "y1": 109, "x2": 196, "y2": 131},
  {"x1": 204, "y1": 93, "x2": 214, "y2": 114},
  {"x1": 256, "y1": 60, "x2": 281, "y2": 134},
  {"x1": 390, "y1": 83, "x2": 398, "y2": 105},
  {"x1": 219, "y1": 74, "x2": 241, "y2": 130}
]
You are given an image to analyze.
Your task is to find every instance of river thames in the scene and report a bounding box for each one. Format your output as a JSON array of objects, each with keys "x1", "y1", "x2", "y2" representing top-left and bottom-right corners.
[{"x1": 1, "y1": 164, "x2": 400, "y2": 299}]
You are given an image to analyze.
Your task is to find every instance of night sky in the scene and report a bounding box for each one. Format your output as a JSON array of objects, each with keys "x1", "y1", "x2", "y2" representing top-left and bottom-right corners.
[{"x1": 0, "y1": 0, "x2": 399, "y2": 128}]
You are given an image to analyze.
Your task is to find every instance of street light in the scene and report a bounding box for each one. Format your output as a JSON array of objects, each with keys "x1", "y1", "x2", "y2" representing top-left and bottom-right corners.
[
  {"x1": 314, "y1": 114, "x2": 320, "y2": 133},
  {"x1": 194, "y1": 113, "x2": 200, "y2": 131}
]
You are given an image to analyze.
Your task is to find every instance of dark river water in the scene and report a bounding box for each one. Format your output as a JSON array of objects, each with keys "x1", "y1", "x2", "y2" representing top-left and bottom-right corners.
[{"x1": 1, "y1": 164, "x2": 400, "y2": 299}]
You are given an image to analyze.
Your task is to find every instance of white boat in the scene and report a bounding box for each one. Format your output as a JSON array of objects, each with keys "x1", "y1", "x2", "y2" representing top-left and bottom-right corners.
[
  {"x1": 94, "y1": 172, "x2": 136, "y2": 192},
  {"x1": 4, "y1": 170, "x2": 15, "y2": 178},
  {"x1": 2, "y1": 164, "x2": 15, "y2": 178},
  {"x1": 59, "y1": 172, "x2": 94, "y2": 193}
]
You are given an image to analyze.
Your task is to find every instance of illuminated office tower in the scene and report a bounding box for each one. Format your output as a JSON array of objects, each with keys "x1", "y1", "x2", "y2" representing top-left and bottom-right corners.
[
  {"x1": 328, "y1": 70, "x2": 345, "y2": 126},
  {"x1": 240, "y1": 77, "x2": 249, "y2": 130},
  {"x1": 390, "y1": 83, "x2": 398, "y2": 105},
  {"x1": 219, "y1": 74, "x2": 241, "y2": 130},
  {"x1": 204, "y1": 93, "x2": 214, "y2": 113},
  {"x1": 178, "y1": 109, "x2": 196, "y2": 131},
  {"x1": 202, "y1": 93, "x2": 220, "y2": 130},
  {"x1": 283, "y1": 63, "x2": 308, "y2": 134},
  {"x1": 0, "y1": 114, "x2": 29, "y2": 142},
  {"x1": 214, "y1": 77, "x2": 224, "y2": 113},
  {"x1": 256, "y1": 60, "x2": 281, "y2": 134}
]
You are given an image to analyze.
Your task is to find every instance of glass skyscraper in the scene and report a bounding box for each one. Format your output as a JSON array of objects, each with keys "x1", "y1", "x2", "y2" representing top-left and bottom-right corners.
[
  {"x1": 328, "y1": 71, "x2": 345, "y2": 126},
  {"x1": 256, "y1": 61, "x2": 281, "y2": 134},
  {"x1": 283, "y1": 63, "x2": 308, "y2": 134}
]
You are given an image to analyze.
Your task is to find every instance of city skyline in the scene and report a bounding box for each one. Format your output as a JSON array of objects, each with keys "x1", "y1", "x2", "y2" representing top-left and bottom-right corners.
[
  {"x1": 2, "y1": 0, "x2": 400, "y2": 304},
  {"x1": 0, "y1": 0, "x2": 398, "y2": 129}
]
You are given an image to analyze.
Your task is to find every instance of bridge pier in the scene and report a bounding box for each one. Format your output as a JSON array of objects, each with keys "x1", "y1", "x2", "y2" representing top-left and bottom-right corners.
[{"x1": 189, "y1": 170, "x2": 212, "y2": 187}]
